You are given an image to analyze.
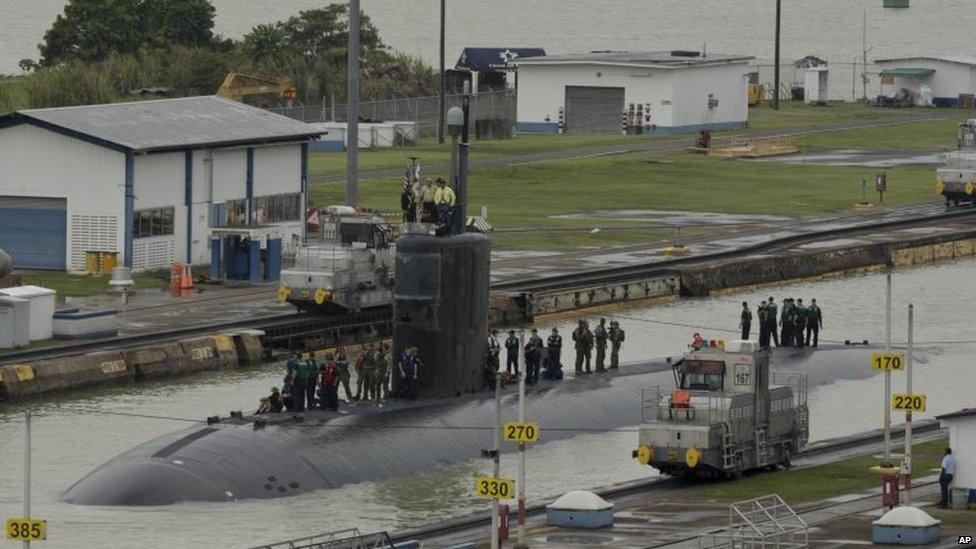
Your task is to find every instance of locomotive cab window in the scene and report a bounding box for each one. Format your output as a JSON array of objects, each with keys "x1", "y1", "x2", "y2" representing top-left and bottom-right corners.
[{"x1": 677, "y1": 360, "x2": 725, "y2": 391}]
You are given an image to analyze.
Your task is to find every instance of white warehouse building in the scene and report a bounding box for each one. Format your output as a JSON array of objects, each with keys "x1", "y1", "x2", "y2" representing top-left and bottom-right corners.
[
  {"x1": 876, "y1": 56, "x2": 976, "y2": 107},
  {"x1": 0, "y1": 96, "x2": 319, "y2": 272},
  {"x1": 515, "y1": 51, "x2": 754, "y2": 135}
]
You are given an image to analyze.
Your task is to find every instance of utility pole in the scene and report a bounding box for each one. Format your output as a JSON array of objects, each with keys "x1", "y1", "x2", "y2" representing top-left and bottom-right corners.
[
  {"x1": 24, "y1": 410, "x2": 32, "y2": 549},
  {"x1": 773, "y1": 0, "x2": 781, "y2": 110},
  {"x1": 437, "y1": 0, "x2": 446, "y2": 144},
  {"x1": 491, "y1": 372, "x2": 502, "y2": 549},
  {"x1": 346, "y1": 0, "x2": 360, "y2": 207},
  {"x1": 862, "y1": 7, "x2": 869, "y2": 101},
  {"x1": 904, "y1": 303, "x2": 914, "y2": 504},
  {"x1": 883, "y1": 270, "x2": 892, "y2": 466},
  {"x1": 516, "y1": 327, "x2": 527, "y2": 548}
]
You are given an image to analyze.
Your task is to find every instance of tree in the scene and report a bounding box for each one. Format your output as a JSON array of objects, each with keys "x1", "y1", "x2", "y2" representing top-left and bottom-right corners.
[
  {"x1": 39, "y1": 0, "x2": 142, "y2": 65},
  {"x1": 141, "y1": 0, "x2": 216, "y2": 49},
  {"x1": 37, "y1": 0, "x2": 215, "y2": 66},
  {"x1": 241, "y1": 6, "x2": 387, "y2": 103}
]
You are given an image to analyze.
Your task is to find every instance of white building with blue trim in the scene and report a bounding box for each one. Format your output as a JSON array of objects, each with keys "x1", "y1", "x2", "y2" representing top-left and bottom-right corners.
[
  {"x1": 0, "y1": 96, "x2": 319, "y2": 272},
  {"x1": 515, "y1": 51, "x2": 753, "y2": 135}
]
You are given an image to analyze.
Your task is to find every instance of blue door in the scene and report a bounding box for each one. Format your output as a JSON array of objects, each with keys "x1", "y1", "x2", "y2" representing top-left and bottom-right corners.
[{"x1": 0, "y1": 197, "x2": 67, "y2": 270}]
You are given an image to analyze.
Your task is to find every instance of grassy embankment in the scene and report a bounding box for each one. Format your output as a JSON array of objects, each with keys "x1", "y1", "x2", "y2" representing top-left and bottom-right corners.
[
  {"x1": 695, "y1": 438, "x2": 947, "y2": 502},
  {"x1": 310, "y1": 152, "x2": 935, "y2": 251},
  {"x1": 307, "y1": 102, "x2": 955, "y2": 251},
  {"x1": 21, "y1": 271, "x2": 171, "y2": 297},
  {"x1": 308, "y1": 102, "x2": 954, "y2": 178}
]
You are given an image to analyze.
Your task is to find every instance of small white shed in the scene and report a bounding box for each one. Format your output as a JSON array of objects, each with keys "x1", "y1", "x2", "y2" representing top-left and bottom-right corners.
[{"x1": 804, "y1": 67, "x2": 829, "y2": 104}]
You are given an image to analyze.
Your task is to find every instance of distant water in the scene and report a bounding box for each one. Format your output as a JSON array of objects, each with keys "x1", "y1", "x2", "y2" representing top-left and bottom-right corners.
[{"x1": 3, "y1": 0, "x2": 976, "y2": 99}]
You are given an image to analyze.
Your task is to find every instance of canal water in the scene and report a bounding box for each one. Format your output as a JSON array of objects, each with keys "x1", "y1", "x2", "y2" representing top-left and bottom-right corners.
[{"x1": 2, "y1": 258, "x2": 974, "y2": 548}]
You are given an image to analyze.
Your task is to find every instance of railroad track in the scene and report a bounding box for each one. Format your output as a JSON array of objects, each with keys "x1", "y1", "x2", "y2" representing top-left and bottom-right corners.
[
  {"x1": 389, "y1": 420, "x2": 945, "y2": 545},
  {"x1": 2, "y1": 206, "x2": 972, "y2": 365},
  {"x1": 492, "y1": 205, "x2": 976, "y2": 293}
]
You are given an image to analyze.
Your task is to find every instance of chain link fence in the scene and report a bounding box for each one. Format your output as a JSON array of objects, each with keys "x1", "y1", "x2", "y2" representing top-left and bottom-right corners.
[
  {"x1": 751, "y1": 60, "x2": 887, "y2": 103},
  {"x1": 269, "y1": 89, "x2": 516, "y2": 141}
]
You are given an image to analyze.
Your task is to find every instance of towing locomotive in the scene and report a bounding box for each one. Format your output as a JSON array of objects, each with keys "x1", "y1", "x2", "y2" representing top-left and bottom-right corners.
[
  {"x1": 633, "y1": 340, "x2": 808, "y2": 478},
  {"x1": 937, "y1": 119, "x2": 976, "y2": 206},
  {"x1": 278, "y1": 206, "x2": 395, "y2": 313}
]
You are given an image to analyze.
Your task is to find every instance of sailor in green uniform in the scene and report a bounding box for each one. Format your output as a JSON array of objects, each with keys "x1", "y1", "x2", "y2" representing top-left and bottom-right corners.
[
  {"x1": 766, "y1": 297, "x2": 779, "y2": 346},
  {"x1": 793, "y1": 298, "x2": 808, "y2": 349},
  {"x1": 780, "y1": 298, "x2": 792, "y2": 347},
  {"x1": 740, "y1": 301, "x2": 752, "y2": 340},
  {"x1": 806, "y1": 299, "x2": 823, "y2": 347}
]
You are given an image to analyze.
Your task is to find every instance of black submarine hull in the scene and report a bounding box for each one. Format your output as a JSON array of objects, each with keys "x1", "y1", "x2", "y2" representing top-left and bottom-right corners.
[{"x1": 62, "y1": 345, "x2": 879, "y2": 506}]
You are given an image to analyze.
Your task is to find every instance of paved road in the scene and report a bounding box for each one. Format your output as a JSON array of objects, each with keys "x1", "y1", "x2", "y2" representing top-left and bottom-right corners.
[{"x1": 310, "y1": 112, "x2": 950, "y2": 185}]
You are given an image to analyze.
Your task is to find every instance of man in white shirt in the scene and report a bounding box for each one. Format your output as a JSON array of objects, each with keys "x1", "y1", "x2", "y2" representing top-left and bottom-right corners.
[{"x1": 939, "y1": 447, "x2": 956, "y2": 507}]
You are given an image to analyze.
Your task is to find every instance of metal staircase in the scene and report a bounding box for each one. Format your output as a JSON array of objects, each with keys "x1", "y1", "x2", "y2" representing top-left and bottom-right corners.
[
  {"x1": 754, "y1": 425, "x2": 771, "y2": 466},
  {"x1": 718, "y1": 422, "x2": 737, "y2": 470}
]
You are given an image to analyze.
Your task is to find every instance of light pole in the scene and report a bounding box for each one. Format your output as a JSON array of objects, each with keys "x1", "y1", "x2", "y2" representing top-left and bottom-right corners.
[
  {"x1": 346, "y1": 0, "x2": 360, "y2": 207},
  {"x1": 773, "y1": 0, "x2": 781, "y2": 110},
  {"x1": 438, "y1": 0, "x2": 446, "y2": 144}
]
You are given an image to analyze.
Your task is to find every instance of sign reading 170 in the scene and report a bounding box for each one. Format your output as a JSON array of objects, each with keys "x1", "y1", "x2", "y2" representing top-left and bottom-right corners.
[{"x1": 871, "y1": 352, "x2": 904, "y2": 371}]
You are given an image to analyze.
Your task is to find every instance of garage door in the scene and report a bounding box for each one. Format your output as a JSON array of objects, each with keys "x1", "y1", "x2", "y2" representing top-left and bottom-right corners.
[
  {"x1": 0, "y1": 196, "x2": 67, "y2": 269},
  {"x1": 565, "y1": 86, "x2": 626, "y2": 134}
]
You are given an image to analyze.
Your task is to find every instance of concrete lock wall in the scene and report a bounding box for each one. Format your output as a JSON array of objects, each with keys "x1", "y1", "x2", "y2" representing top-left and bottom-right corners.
[
  {"x1": 0, "y1": 331, "x2": 263, "y2": 401},
  {"x1": 31, "y1": 351, "x2": 129, "y2": 393}
]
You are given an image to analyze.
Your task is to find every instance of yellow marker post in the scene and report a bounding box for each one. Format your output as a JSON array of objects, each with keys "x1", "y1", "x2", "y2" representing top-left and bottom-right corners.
[
  {"x1": 5, "y1": 519, "x2": 45, "y2": 542},
  {"x1": 892, "y1": 393, "x2": 926, "y2": 412},
  {"x1": 503, "y1": 421, "x2": 539, "y2": 443},
  {"x1": 871, "y1": 352, "x2": 904, "y2": 371},
  {"x1": 474, "y1": 476, "x2": 515, "y2": 500}
]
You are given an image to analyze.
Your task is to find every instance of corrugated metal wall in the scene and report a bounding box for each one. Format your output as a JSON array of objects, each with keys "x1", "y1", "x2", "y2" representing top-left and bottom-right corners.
[{"x1": 0, "y1": 124, "x2": 124, "y2": 271}]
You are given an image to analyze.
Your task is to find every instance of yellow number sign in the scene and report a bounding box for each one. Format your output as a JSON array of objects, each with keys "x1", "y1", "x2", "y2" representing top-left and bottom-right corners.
[
  {"x1": 892, "y1": 393, "x2": 926, "y2": 412},
  {"x1": 474, "y1": 476, "x2": 515, "y2": 500},
  {"x1": 503, "y1": 421, "x2": 540, "y2": 443},
  {"x1": 871, "y1": 352, "x2": 904, "y2": 371},
  {"x1": 6, "y1": 518, "x2": 46, "y2": 541}
]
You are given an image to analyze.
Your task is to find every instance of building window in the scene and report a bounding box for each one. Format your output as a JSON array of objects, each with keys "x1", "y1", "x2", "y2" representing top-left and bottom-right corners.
[
  {"x1": 133, "y1": 207, "x2": 175, "y2": 238},
  {"x1": 225, "y1": 193, "x2": 301, "y2": 226}
]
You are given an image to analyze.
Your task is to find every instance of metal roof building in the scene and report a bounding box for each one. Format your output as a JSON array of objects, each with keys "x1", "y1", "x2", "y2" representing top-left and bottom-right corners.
[
  {"x1": 0, "y1": 96, "x2": 319, "y2": 272},
  {"x1": 875, "y1": 56, "x2": 976, "y2": 107},
  {"x1": 514, "y1": 50, "x2": 754, "y2": 135}
]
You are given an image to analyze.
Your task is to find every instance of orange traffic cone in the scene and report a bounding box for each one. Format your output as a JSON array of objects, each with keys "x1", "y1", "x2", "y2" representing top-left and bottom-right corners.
[
  {"x1": 179, "y1": 264, "x2": 194, "y2": 290},
  {"x1": 170, "y1": 262, "x2": 183, "y2": 290}
]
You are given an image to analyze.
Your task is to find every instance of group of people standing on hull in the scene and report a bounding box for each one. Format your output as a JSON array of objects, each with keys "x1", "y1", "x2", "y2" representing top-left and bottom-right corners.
[
  {"x1": 258, "y1": 344, "x2": 423, "y2": 414},
  {"x1": 485, "y1": 319, "x2": 626, "y2": 387},
  {"x1": 739, "y1": 297, "x2": 824, "y2": 349}
]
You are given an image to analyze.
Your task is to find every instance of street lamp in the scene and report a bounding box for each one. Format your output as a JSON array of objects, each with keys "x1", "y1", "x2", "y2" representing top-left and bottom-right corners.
[{"x1": 447, "y1": 106, "x2": 465, "y2": 234}]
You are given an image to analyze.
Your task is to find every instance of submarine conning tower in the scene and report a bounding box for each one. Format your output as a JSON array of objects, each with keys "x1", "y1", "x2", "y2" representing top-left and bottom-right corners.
[{"x1": 393, "y1": 230, "x2": 490, "y2": 397}]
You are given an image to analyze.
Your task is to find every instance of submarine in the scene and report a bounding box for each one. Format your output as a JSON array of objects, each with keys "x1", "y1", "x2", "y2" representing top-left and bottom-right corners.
[{"x1": 61, "y1": 343, "x2": 882, "y2": 506}]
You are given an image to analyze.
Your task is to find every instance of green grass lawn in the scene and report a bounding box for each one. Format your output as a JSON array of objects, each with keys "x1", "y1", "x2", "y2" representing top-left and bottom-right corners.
[
  {"x1": 308, "y1": 102, "x2": 947, "y2": 179},
  {"x1": 795, "y1": 118, "x2": 961, "y2": 150},
  {"x1": 308, "y1": 133, "x2": 655, "y2": 178},
  {"x1": 21, "y1": 271, "x2": 171, "y2": 297},
  {"x1": 310, "y1": 151, "x2": 935, "y2": 251},
  {"x1": 746, "y1": 101, "x2": 923, "y2": 132},
  {"x1": 696, "y1": 438, "x2": 947, "y2": 502}
]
